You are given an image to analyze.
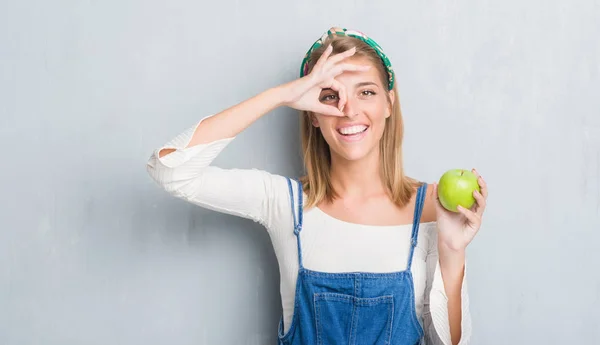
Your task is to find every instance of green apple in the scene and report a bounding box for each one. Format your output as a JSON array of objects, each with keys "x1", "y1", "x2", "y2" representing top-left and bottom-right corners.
[{"x1": 437, "y1": 169, "x2": 481, "y2": 212}]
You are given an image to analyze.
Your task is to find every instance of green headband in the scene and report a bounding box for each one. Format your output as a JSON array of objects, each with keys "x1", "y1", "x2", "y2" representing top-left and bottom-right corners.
[{"x1": 300, "y1": 27, "x2": 395, "y2": 90}]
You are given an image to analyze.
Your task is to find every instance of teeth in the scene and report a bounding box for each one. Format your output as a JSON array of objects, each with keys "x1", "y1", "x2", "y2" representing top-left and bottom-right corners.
[{"x1": 338, "y1": 125, "x2": 367, "y2": 135}]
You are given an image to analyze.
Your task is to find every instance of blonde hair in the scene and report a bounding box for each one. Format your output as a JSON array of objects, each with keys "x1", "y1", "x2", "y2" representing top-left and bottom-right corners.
[{"x1": 298, "y1": 35, "x2": 420, "y2": 209}]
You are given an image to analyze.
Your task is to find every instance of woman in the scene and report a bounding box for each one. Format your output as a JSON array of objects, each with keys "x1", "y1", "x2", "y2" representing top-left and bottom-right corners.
[{"x1": 147, "y1": 27, "x2": 488, "y2": 345}]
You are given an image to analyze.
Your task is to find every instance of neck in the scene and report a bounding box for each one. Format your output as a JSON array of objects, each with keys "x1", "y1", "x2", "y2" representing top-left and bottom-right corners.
[{"x1": 329, "y1": 149, "x2": 385, "y2": 199}]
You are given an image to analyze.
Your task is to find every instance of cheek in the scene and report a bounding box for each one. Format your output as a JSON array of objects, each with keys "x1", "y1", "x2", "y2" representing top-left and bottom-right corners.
[
  {"x1": 369, "y1": 104, "x2": 389, "y2": 125},
  {"x1": 314, "y1": 116, "x2": 335, "y2": 130},
  {"x1": 370, "y1": 107, "x2": 389, "y2": 138}
]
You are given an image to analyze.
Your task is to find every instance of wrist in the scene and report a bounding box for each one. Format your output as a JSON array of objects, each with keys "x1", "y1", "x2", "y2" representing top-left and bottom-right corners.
[
  {"x1": 438, "y1": 243, "x2": 465, "y2": 274},
  {"x1": 438, "y1": 240, "x2": 466, "y2": 256},
  {"x1": 272, "y1": 80, "x2": 298, "y2": 108},
  {"x1": 262, "y1": 85, "x2": 289, "y2": 109}
]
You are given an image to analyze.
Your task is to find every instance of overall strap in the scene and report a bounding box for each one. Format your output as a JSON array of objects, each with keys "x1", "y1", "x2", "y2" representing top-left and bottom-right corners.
[
  {"x1": 286, "y1": 177, "x2": 304, "y2": 269},
  {"x1": 407, "y1": 183, "x2": 428, "y2": 271}
]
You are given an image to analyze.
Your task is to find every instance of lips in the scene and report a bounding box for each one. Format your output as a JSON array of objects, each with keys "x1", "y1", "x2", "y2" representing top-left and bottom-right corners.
[
  {"x1": 336, "y1": 124, "x2": 369, "y2": 142},
  {"x1": 337, "y1": 125, "x2": 368, "y2": 136}
]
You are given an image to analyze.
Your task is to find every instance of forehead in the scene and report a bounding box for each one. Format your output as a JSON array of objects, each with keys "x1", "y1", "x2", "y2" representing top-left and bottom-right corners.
[{"x1": 336, "y1": 56, "x2": 384, "y2": 87}]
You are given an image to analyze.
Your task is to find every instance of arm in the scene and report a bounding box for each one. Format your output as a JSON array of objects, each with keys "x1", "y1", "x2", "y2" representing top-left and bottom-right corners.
[
  {"x1": 146, "y1": 109, "x2": 286, "y2": 228},
  {"x1": 438, "y1": 242, "x2": 467, "y2": 345},
  {"x1": 157, "y1": 86, "x2": 287, "y2": 158},
  {"x1": 147, "y1": 45, "x2": 364, "y2": 224},
  {"x1": 421, "y1": 231, "x2": 472, "y2": 345},
  {"x1": 158, "y1": 43, "x2": 364, "y2": 158},
  {"x1": 146, "y1": 85, "x2": 299, "y2": 229},
  {"x1": 421, "y1": 185, "x2": 472, "y2": 345},
  {"x1": 146, "y1": 87, "x2": 290, "y2": 228},
  {"x1": 424, "y1": 172, "x2": 487, "y2": 344}
]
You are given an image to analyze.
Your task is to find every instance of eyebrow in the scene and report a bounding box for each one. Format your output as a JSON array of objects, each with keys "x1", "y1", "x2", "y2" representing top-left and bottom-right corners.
[
  {"x1": 356, "y1": 81, "x2": 379, "y2": 87},
  {"x1": 320, "y1": 81, "x2": 381, "y2": 93}
]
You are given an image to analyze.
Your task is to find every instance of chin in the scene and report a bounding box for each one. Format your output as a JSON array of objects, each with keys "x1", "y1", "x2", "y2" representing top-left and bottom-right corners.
[
  {"x1": 335, "y1": 148, "x2": 372, "y2": 162},
  {"x1": 329, "y1": 142, "x2": 380, "y2": 163}
]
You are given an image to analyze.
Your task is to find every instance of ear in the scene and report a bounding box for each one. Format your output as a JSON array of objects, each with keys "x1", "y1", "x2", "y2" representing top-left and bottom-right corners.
[
  {"x1": 386, "y1": 90, "x2": 395, "y2": 118},
  {"x1": 310, "y1": 113, "x2": 320, "y2": 127}
]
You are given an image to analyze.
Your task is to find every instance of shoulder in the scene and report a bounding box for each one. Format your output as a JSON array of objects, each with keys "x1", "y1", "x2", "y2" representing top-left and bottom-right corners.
[
  {"x1": 420, "y1": 182, "x2": 437, "y2": 223},
  {"x1": 247, "y1": 172, "x2": 301, "y2": 233},
  {"x1": 267, "y1": 174, "x2": 302, "y2": 205}
]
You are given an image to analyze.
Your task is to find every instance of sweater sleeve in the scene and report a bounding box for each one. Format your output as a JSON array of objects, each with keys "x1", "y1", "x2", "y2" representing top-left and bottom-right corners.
[
  {"x1": 422, "y1": 229, "x2": 472, "y2": 345},
  {"x1": 146, "y1": 114, "x2": 285, "y2": 230}
]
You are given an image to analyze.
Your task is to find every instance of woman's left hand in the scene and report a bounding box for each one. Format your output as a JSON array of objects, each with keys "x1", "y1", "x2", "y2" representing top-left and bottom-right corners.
[{"x1": 433, "y1": 169, "x2": 488, "y2": 252}]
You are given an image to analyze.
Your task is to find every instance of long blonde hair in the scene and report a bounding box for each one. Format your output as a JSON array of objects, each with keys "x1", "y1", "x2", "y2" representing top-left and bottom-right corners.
[{"x1": 298, "y1": 35, "x2": 420, "y2": 209}]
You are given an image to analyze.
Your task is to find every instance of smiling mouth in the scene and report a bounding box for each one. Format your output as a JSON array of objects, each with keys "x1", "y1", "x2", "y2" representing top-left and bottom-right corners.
[{"x1": 337, "y1": 125, "x2": 369, "y2": 136}]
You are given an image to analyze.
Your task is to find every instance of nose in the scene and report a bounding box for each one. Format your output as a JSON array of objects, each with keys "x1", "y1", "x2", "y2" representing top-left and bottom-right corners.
[{"x1": 342, "y1": 96, "x2": 358, "y2": 118}]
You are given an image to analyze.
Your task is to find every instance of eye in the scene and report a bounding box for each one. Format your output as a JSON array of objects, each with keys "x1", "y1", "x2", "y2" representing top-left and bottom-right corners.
[
  {"x1": 320, "y1": 94, "x2": 339, "y2": 102},
  {"x1": 361, "y1": 90, "x2": 376, "y2": 96}
]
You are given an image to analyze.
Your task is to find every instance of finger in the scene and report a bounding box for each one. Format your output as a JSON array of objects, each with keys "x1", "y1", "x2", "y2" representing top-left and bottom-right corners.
[
  {"x1": 472, "y1": 168, "x2": 488, "y2": 199},
  {"x1": 312, "y1": 44, "x2": 333, "y2": 72},
  {"x1": 324, "y1": 46, "x2": 356, "y2": 68},
  {"x1": 329, "y1": 79, "x2": 347, "y2": 112},
  {"x1": 313, "y1": 103, "x2": 344, "y2": 117},
  {"x1": 473, "y1": 189, "x2": 486, "y2": 217},
  {"x1": 328, "y1": 63, "x2": 372, "y2": 78},
  {"x1": 479, "y1": 176, "x2": 488, "y2": 199},
  {"x1": 457, "y1": 205, "x2": 481, "y2": 227}
]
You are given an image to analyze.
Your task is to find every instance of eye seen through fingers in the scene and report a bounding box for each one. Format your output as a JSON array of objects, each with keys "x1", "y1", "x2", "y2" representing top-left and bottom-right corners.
[{"x1": 319, "y1": 89, "x2": 377, "y2": 104}]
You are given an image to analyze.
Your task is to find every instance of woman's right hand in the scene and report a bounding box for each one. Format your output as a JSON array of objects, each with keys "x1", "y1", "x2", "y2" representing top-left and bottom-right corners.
[{"x1": 280, "y1": 45, "x2": 371, "y2": 116}]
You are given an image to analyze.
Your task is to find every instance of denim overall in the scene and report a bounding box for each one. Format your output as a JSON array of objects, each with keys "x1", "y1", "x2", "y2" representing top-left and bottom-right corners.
[{"x1": 278, "y1": 178, "x2": 427, "y2": 345}]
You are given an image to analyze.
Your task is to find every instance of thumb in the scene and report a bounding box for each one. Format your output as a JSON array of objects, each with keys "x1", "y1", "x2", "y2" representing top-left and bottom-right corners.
[{"x1": 313, "y1": 103, "x2": 344, "y2": 117}]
